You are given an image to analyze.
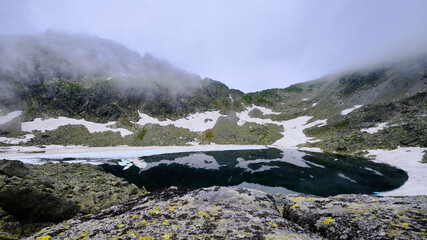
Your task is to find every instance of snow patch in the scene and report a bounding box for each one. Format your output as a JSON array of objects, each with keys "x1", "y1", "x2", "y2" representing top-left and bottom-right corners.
[
  {"x1": 236, "y1": 105, "x2": 327, "y2": 148},
  {"x1": 361, "y1": 122, "x2": 388, "y2": 134},
  {"x1": 134, "y1": 110, "x2": 224, "y2": 132},
  {"x1": 341, "y1": 105, "x2": 363, "y2": 115},
  {"x1": 273, "y1": 117, "x2": 327, "y2": 148},
  {"x1": 21, "y1": 117, "x2": 133, "y2": 137},
  {"x1": 311, "y1": 103, "x2": 317, "y2": 107}
]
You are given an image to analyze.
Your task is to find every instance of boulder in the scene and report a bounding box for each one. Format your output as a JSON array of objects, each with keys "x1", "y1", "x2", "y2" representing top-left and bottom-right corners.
[
  {"x1": 0, "y1": 160, "x2": 30, "y2": 178},
  {"x1": 281, "y1": 194, "x2": 427, "y2": 239},
  {"x1": 0, "y1": 161, "x2": 148, "y2": 239},
  {"x1": 0, "y1": 183, "x2": 79, "y2": 223},
  {"x1": 0, "y1": 113, "x2": 21, "y2": 134},
  {"x1": 29, "y1": 186, "x2": 323, "y2": 239}
]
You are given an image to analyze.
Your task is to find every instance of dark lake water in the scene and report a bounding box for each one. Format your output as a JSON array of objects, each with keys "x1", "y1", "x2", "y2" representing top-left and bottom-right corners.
[{"x1": 98, "y1": 148, "x2": 408, "y2": 197}]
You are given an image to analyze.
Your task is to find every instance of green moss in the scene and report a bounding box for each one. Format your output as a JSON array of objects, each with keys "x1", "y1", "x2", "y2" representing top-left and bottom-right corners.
[
  {"x1": 136, "y1": 129, "x2": 147, "y2": 141},
  {"x1": 205, "y1": 129, "x2": 213, "y2": 139}
]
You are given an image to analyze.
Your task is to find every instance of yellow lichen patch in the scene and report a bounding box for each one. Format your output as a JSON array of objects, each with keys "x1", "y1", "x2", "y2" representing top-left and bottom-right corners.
[
  {"x1": 117, "y1": 224, "x2": 126, "y2": 228},
  {"x1": 168, "y1": 205, "x2": 178, "y2": 211},
  {"x1": 126, "y1": 214, "x2": 141, "y2": 218},
  {"x1": 336, "y1": 195, "x2": 343, "y2": 198},
  {"x1": 291, "y1": 203, "x2": 300, "y2": 210},
  {"x1": 35, "y1": 236, "x2": 51, "y2": 240},
  {"x1": 198, "y1": 210, "x2": 210, "y2": 217},
  {"x1": 174, "y1": 225, "x2": 180, "y2": 229},
  {"x1": 268, "y1": 221, "x2": 278, "y2": 227},
  {"x1": 323, "y1": 217, "x2": 335, "y2": 225},
  {"x1": 78, "y1": 232, "x2": 90, "y2": 240},
  {"x1": 149, "y1": 207, "x2": 160, "y2": 214},
  {"x1": 139, "y1": 237, "x2": 155, "y2": 240},
  {"x1": 292, "y1": 197, "x2": 315, "y2": 202},
  {"x1": 391, "y1": 222, "x2": 412, "y2": 230},
  {"x1": 161, "y1": 219, "x2": 169, "y2": 225},
  {"x1": 135, "y1": 220, "x2": 157, "y2": 226},
  {"x1": 162, "y1": 232, "x2": 173, "y2": 239}
]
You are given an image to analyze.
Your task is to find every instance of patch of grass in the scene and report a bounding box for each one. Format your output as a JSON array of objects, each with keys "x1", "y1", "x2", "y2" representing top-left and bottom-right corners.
[
  {"x1": 205, "y1": 129, "x2": 213, "y2": 139},
  {"x1": 136, "y1": 129, "x2": 147, "y2": 141}
]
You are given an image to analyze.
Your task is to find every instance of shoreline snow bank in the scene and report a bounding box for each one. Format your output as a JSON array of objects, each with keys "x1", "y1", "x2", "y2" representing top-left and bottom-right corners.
[
  {"x1": 0, "y1": 144, "x2": 268, "y2": 163},
  {"x1": 0, "y1": 134, "x2": 35, "y2": 144},
  {"x1": 368, "y1": 147, "x2": 427, "y2": 196}
]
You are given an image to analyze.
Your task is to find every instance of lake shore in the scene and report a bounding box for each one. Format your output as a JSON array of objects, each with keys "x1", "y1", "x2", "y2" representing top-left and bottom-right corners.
[{"x1": 1, "y1": 144, "x2": 426, "y2": 196}]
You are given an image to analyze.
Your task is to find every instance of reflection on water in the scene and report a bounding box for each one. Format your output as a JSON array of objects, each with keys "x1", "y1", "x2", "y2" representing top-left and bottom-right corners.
[{"x1": 98, "y1": 148, "x2": 407, "y2": 197}]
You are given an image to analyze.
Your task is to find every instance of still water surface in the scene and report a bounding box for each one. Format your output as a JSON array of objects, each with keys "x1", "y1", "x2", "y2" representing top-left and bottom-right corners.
[{"x1": 98, "y1": 148, "x2": 407, "y2": 197}]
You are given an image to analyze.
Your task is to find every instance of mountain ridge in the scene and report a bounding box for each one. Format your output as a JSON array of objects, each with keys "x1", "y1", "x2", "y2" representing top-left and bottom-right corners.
[{"x1": 0, "y1": 32, "x2": 426, "y2": 157}]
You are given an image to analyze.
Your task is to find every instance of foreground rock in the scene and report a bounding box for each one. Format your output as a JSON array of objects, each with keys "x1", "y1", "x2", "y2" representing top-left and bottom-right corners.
[
  {"x1": 29, "y1": 187, "x2": 323, "y2": 240},
  {"x1": 282, "y1": 194, "x2": 427, "y2": 239},
  {"x1": 0, "y1": 160, "x2": 147, "y2": 239}
]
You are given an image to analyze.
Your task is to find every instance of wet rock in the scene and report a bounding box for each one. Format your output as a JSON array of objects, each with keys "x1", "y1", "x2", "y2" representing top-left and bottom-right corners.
[
  {"x1": 29, "y1": 187, "x2": 323, "y2": 240},
  {"x1": 281, "y1": 194, "x2": 427, "y2": 239}
]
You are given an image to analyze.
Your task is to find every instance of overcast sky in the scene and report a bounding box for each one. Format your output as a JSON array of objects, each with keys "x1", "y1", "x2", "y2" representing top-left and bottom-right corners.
[{"x1": 1, "y1": 0, "x2": 427, "y2": 92}]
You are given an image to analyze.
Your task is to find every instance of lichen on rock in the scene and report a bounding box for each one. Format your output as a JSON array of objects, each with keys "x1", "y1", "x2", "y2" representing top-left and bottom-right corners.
[
  {"x1": 281, "y1": 194, "x2": 427, "y2": 239},
  {"x1": 0, "y1": 160, "x2": 148, "y2": 239},
  {"x1": 28, "y1": 186, "x2": 323, "y2": 240}
]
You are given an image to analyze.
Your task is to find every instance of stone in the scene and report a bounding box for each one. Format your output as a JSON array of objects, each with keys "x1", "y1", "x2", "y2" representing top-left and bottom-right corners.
[
  {"x1": 281, "y1": 194, "x2": 427, "y2": 239},
  {"x1": 28, "y1": 187, "x2": 323, "y2": 239},
  {"x1": 0, "y1": 161, "x2": 148, "y2": 239},
  {"x1": 0, "y1": 160, "x2": 29, "y2": 178}
]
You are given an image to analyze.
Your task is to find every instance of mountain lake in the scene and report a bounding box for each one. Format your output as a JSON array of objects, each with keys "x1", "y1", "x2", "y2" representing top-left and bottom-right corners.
[{"x1": 37, "y1": 148, "x2": 408, "y2": 197}]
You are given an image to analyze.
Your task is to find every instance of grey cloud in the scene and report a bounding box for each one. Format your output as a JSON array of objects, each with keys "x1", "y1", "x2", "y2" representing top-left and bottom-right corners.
[{"x1": 1, "y1": 0, "x2": 427, "y2": 92}]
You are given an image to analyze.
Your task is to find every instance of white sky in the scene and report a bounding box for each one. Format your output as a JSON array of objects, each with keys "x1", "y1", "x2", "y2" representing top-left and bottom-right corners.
[{"x1": 1, "y1": 0, "x2": 427, "y2": 92}]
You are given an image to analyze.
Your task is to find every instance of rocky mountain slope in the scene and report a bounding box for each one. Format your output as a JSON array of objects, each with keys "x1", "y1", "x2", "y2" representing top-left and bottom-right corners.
[
  {"x1": 0, "y1": 32, "x2": 426, "y2": 157},
  {"x1": 0, "y1": 31, "x2": 244, "y2": 122}
]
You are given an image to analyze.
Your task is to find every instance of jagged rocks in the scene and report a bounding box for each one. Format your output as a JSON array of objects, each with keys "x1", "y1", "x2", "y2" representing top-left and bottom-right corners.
[
  {"x1": 0, "y1": 160, "x2": 147, "y2": 239},
  {"x1": 281, "y1": 194, "x2": 427, "y2": 239},
  {"x1": 29, "y1": 187, "x2": 323, "y2": 240}
]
